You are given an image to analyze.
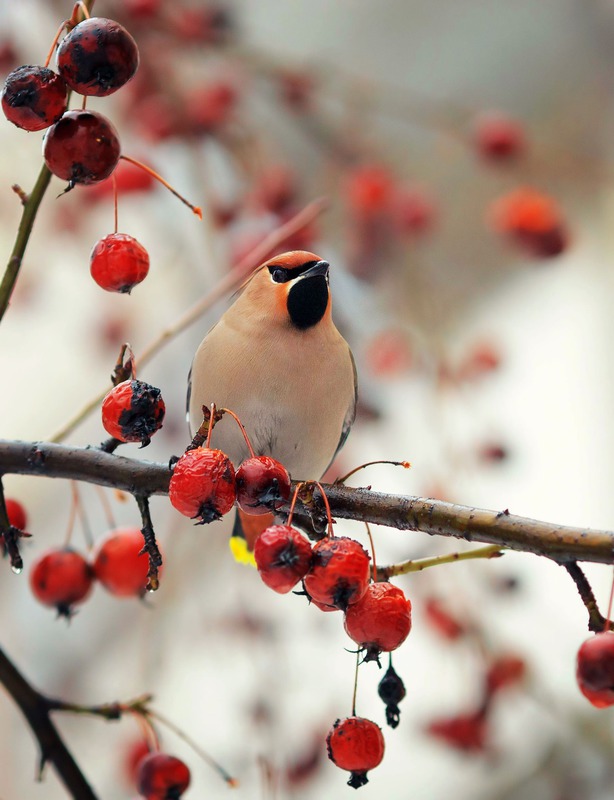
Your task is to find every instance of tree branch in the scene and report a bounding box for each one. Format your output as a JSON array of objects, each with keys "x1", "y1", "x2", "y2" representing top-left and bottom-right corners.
[{"x1": 1, "y1": 439, "x2": 613, "y2": 565}]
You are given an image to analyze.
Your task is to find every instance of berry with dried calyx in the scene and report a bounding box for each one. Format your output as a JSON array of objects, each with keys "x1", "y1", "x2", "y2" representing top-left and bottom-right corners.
[
  {"x1": 92, "y1": 527, "x2": 153, "y2": 597},
  {"x1": 43, "y1": 109, "x2": 121, "y2": 188},
  {"x1": 378, "y1": 663, "x2": 406, "y2": 728},
  {"x1": 57, "y1": 17, "x2": 139, "y2": 97},
  {"x1": 576, "y1": 632, "x2": 614, "y2": 708},
  {"x1": 136, "y1": 752, "x2": 191, "y2": 799},
  {"x1": 344, "y1": 582, "x2": 412, "y2": 662},
  {"x1": 235, "y1": 456, "x2": 291, "y2": 515},
  {"x1": 253, "y1": 524, "x2": 312, "y2": 593},
  {"x1": 2, "y1": 65, "x2": 67, "y2": 131},
  {"x1": 304, "y1": 536, "x2": 370, "y2": 611},
  {"x1": 29, "y1": 548, "x2": 94, "y2": 617},
  {"x1": 90, "y1": 233, "x2": 150, "y2": 293},
  {"x1": 169, "y1": 447, "x2": 236, "y2": 524},
  {"x1": 101, "y1": 379, "x2": 165, "y2": 446},
  {"x1": 326, "y1": 716, "x2": 385, "y2": 789}
]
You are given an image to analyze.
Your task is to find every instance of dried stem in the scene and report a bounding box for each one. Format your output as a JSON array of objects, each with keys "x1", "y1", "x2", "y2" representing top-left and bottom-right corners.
[
  {"x1": 135, "y1": 494, "x2": 163, "y2": 591},
  {"x1": 563, "y1": 561, "x2": 609, "y2": 632}
]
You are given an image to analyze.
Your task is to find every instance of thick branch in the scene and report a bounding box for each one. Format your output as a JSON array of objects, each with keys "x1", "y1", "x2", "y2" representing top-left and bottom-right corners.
[
  {"x1": 0, "y1": 646, "x2": 97, "y2": 799},
  {"x1": 1, "y1": 439, "x2": 613, "y2": 565}
]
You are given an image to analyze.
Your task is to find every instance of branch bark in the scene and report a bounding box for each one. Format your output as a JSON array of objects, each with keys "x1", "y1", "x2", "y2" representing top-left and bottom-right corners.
[{"x1": 1, "y1": 438, "x2": 613, "y2": 565}]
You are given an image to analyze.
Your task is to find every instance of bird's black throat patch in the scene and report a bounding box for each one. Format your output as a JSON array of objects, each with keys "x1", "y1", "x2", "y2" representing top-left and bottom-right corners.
[{"x1": 287, "y1": 275, "x2": 328, "y2": 329}]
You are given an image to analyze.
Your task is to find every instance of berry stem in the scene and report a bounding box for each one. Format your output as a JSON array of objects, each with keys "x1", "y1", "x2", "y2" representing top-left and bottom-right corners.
[
  {"x1": 335, "y1": 460, "x2": 411, "y2": 485},
  {"x1": 312, "y1": 481, "x2": 335, "y2": 537},
  {"x1": 205, "y1": 404, "x2": 216, "y2": 449},
  {"x1": 220, "y1": 407, "x2": 256, "y2": 458},
  {"x1": 0, "y1": 477, "x2": 23, "y2": 573},
  {"x1": 605, "y1": 566, "x2": 614, "y2": 633},
  {"x1": 43, "y1": 20, "x2": 70, "y2": 69},
  {"x1": 63, "y1": 482, "x2": 79, "y2": 548},
  {"x1": 95, "y1": 486, "x2": 117, "y2": 533},
  {"x1": 286, "y1": 481, "x2": 305, "y2": 526},
  {"x1": 364, "y1": 522, "x2": 377, "y2": 583},
  {"x1": 563, "y1": 561, "x2": 610, "y2": 633},
  {"x1": 351, "y1": 649, "x2": 360, "y2": 717},
  {"x1": 376, "y1": 543, "x2": 504, "y2": 581},
  {"x1": 135, "y1": 494, "x2": 162, "y2": 592},
  {"x1": 112, "y1": 173, "x2": 118, "y2": 234},
  {"x1": 119, "y1": 156, "x2": 203, "y2": 219}
]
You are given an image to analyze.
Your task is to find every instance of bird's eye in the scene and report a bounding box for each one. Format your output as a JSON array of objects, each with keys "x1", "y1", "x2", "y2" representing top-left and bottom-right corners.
[{"x1": 269, "y1": 267, "x2": 289, "y2": 283}]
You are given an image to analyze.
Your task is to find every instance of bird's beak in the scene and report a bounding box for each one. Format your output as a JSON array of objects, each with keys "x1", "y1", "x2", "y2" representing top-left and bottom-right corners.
[{"x1": 302, "y1": 260, "x2": 330, "y2": 279}]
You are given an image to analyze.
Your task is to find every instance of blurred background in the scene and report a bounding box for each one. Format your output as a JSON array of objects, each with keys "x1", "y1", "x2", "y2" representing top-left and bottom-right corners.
[{"x1": 1, "y1": 0, "x2": 614, "y2": 797}]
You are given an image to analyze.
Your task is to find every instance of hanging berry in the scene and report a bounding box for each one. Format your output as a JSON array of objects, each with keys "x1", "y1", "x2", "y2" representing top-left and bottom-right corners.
[
  {"x1": 101, "y1": 378, "x2": 165, "y2": 446},
  {"x1": 378, "y1": 662, "x2": 406, "y2": 728},
  {"x1": 169, "y1": 447, "x2": 236, "y2": 524},
  {"x1": 253, "y1": 524, "x2": 312, "y2": 593},
  {"x1": 304, "y1": 536, "x2": 370, "y2": 611},
  {"x1": 92, "y1": 527, "x2": 153, "y2": 597},
  {"x1": 235, "y1": 456, "x2": 291, "y2": 515},
  {"x1": 29, "y1": 548, "x2": 94, "y2": 617},
  {"x1": 326, "y1": 716, "x2": 385, "y2": 789},
  {"x1": 576, "y1": 632, "x2": 614, "y2": 708},
  {"x1": 473, "y1": 112, "x2": 526, "y2": 162},
  {"x1": 57, "y1": 18, "x2": 139, "y2": 97},
  {"x1": 90, "y1": 233, "x2": 150, "y2": 294},
  {"x1": 136, "y1": 752, "x2": 191, "y2": 799},
  {"x1": 5, "y1": 498, "x2": 27, "y2": 531},
  {"x1": 2, "y1": 65, "x2": 67, "y2": 131},
  {"x1": 344, "y1": 582, "x2": 412, "y2": 662}
]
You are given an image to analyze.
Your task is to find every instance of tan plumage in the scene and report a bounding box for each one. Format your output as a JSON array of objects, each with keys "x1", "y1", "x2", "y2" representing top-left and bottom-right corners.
[{"x1": 187, "y1": 250, "x2": 356, "y2": 482}]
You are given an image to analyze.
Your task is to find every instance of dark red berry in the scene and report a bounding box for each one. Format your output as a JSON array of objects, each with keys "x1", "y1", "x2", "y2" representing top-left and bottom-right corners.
[
  {"x1": 43, "y1": 109, "x2": 121, "y2": 187},
  {"x1": 485, "y1": 654, "x2": 526, "y2": 696},
  {"x1": 426, "y1": 710, "x2": 488, "y2": 753},
  {"x1": 29, "y1": 548, "x2": 93, "y2": 617},
  {"x1": 235, "y1": 456, "x2": 291, "y2": 515},
  {"x1": 57, "y1": 17, "x2": 139, "y2": 97},
  {"x1": 2, "y1": 65, "x2": 67, "y2": 131},
  {"x1": 326, "y1": 716, "x2": 384, "y2": 789},
  {"x1": 303, "y1": 536, "x2": 370, "y2": 611},
  {"x1": 90, "y1": 233, "x2": 150, "y2": 293},
  {"x1": 474, "y1": 112, "x2": 526, "y2": 162},
  {"x1": 92, "y1": 526, "x2": 153, "y2": 597},
  {"x1": 169, "y1": 447, "x2": 236, "y2": 524},
  {"x1": 253, "y1": 524, "x2": 312, "y2": 593},
  {"x1": 5, "y1": 498, "x2": 27, "y2": 530},
  {"x1": 489, "y1": 187, "x2": 569, "y2": 259},
  {"x1": 101, "y1": 379, "x2": 165, "y2": 446},
  {"x1": 344, "y1": 582, "x2": 412, "y2": 662},
  {"x1": 122, "y1": 738, "x2": 151, "y2": 786},
  {"x1": 378, "y1": 663, "x2": 406, "y2": 728},
  {"x1": 576, "y1": 632, "x2": 614, "y2": 708},
  {"x1": 136, "y1": 752, "x2": 191, "y2": 799}
]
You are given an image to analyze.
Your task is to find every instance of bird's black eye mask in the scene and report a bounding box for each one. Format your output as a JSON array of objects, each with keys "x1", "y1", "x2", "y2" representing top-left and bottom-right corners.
[{"x1": 268, "y1": 260, "x2": 319, "y2": 283}]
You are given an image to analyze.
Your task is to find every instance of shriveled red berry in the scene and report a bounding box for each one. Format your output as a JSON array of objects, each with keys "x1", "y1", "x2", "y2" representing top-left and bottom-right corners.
[
  {"x1": 90, "y1": 233, "x2": 150, "y2": 293},
  {"x1": 253, "y1": 524, "x2": 312, "y2": 593},
  {"x1": 304, "y1": 536, "x2": 370, "y2": 611},
  {"x1": 5, "y1": 498, "x2": 27, "y2": 530},
  {"x1": 474, "y1": 112, "x2": 526, "y2": 162},
  {"x1": 326, "y1": 716, "x2": 384, "y2": 789},
  {"x1": 57, "y1": 17, "x2": 139, "y2": 97},
  {"x1": 235, "y1": 456, "x2": 291, "y2": 515},
  {"x1": 101, "y1": 379, "x2": 165, "y2": 446},
  {"x1": 169, "y1": 447, "x2": 236, "y2": 524},
  {"x1": 576, "y1": 632, "x2": 614, "y2": 707},
  {"x1": 2, "y1": 65, "x2": 67, "y2": 131},
  {"x1": 43, "y1": 109, "x2": 121, "y2": 187},
  {"x1": 92, "y1": 527, "x2": 152, "y2": 597},
  {"x1": 29, "y1": 548, "x2": 93, "y2": 617},
  {"x1": 136, "y1": 752, "x2": 191, "y2": 799},
  {"x1": 344, "y1": 582, "x2": 412, "y2": 662},
  {"x1": 378, "y1": 663, "x2": 406, "y2": 728}
]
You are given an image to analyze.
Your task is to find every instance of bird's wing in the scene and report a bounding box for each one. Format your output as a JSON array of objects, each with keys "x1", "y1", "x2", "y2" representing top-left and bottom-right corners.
[{"x1": 325, "y1": 345, "x2": 357, "y2": 474}]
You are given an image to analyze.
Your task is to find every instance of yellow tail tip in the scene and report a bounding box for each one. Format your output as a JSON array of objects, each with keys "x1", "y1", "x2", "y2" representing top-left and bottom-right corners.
[{"x1": 229, "y1": 535, "x2": 257, "y2": 567}]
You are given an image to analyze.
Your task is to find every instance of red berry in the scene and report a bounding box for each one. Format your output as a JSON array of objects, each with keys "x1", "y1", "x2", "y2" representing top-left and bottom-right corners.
[
  {"x1": 253, "y1": 524, "x2": 312, "y2": 593},
  {"x1": 122, "y1": 738, "x2": 151, "y2": 786},
  {"x1": 576, "y1": 632, "x2": 614, "y2": 707},
  {"x1": 5, "y1": 498, "x2": 27, "y2": 530},
  {"x1": 426, "y1": 710, "x2": 488, "y2": 752},
  {"x1": 57, "y1": 17, "x2": 139, "y2": 97},
  {"x1": 92, "y1": 526, "x2": 152, "y2": 597},
  {"x1": 344, "y1": 582, "x2": 412, "y2": 662},
  {"x1": 489, "y1": 187, "x2": 568, "y2": 259},
  {"x1": 171, "y1": 7, "x2": 233, "y2": 44},
  {"x1": 392, "y1": 186, "x2": 437, "y2": 236},
  {"x1": 303, "y1": 536, "x2": 371, "y2": 611},
  {"x1": 235, "y1": 456, "x2": 291, "y2": 515},
  {"x1": 485, "y1": 654, "x2": 526, "y2": 696},
  {"x1": 90, "y1": 233, "x2": 150, "y2": 293},
  {"x1": 2, "y1": 65, "x2": 67, "y2": 131},
  {"x1": 101, "y1": 379, "x2": 165, "y2": 446},
  {"x1": 136, "y1": 752, "x2": 191, "y2": 799},
  {"x1": 187, "y1": 80, "x2": 238, "y2": 133},
  {"x1": 43, "y1": 109, "x2": 121, "y2": 187},
  {"x1": 423, "y1": 596, "x2": 466, "y2": 640},
  {"x1": 124, "y1": 0, "x2": 162, "y2": 19},
  {"x1": 29, "y1": 548, "x2": 93, "y2": 617},
  {"x1": 346, "y1": 165, "x2": 394, "y2": 220},
  {"x1": 326, "y1": 716, "x2": 384, "y2": 789},
  {"x1": 474, "y1": 112, "x2": 526, "y2": 162},
  {"x1": 169, "y1": 447, "x2": 236, "y2": 524}
]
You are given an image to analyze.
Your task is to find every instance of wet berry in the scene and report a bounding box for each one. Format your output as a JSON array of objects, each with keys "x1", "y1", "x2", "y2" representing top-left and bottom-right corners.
[
  {"x1": 90, "y1": 233, "x2": 150, "y2": 293},
  {"x1": 235, "y1": 456, "x2": 291, "y2": 515},
  {"x1": 378, "y1": 663, "x2": 406, "y2": 728},
  {"x1": 29, "y1": 548, "x2": 93, "y2": 617},
  {"x1": 326, "y1": 716, "x2": 385, "y2": 789},
  {"x1": 2, "y1": 65, "x2": 67, "y2": 131},
  {"x1": 169, "y1": 447, "x2": 236, "y2": 524},
  {"x1": 253, "y1": 524, "x2": 312, "y2": 593},
  {"x1": 5, "y1": 498, "x2": 27, "y2": 530},
  {"x1": 101, "y1": 379, "x2": 165, "y2": 446},
  {"x1": 576, "y1": 632, "x2": 614, "y2": 707},
  {"x1": 92, "y1": 527, "x2": 152, "y2": 597},
  {"x1": 344, "y1": 582, "x2": 412, "y2": 662},
  {"x1": 303, "y1": 536, "x2": 370, "y2": 611},
  {"x1": 57, "y1": 17, "x2": 139, "y2": 97},
  {"x1": 43, "y1": 109, "x2": 121, "y2": 187},
  {"x1": 136, "y1": 752, "x2": 191, "y2": 799}
]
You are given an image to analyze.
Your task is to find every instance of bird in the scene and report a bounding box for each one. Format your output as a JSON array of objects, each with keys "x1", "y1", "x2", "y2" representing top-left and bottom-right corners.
[{"x1": 187, "y1": 250, "x2": 357, "y2": 555}]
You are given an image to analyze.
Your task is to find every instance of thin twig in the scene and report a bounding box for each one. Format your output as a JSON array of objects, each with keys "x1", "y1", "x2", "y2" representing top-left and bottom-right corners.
[
  {"x1": 376, "y1": 544, "x2": 503, "y2": 581},
  {"x1": 564, "y1": 561, "x2": 609, "y2": 632}
]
